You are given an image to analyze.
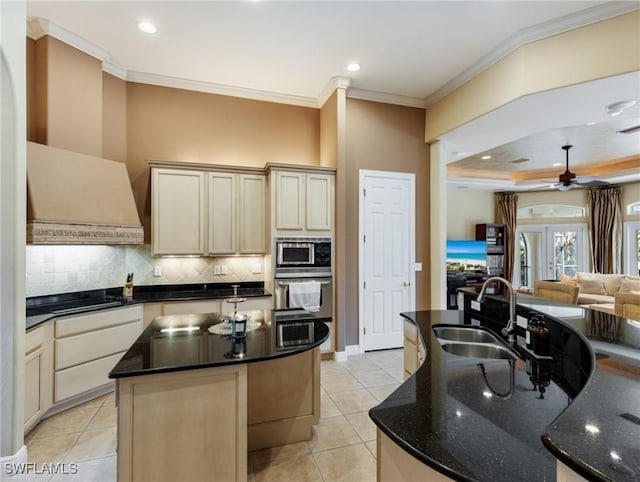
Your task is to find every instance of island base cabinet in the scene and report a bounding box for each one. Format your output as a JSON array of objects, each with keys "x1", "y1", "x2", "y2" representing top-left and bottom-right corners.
[
  {"x1": 378, "y1": 430, "x2": 454, "y2": 482},
  {"x1": 247, "y1": 348, "x2": 320, "y2": 451},
  {"x1": 557, "y1": 461, "x2": 589, "y2": 482},
  {"x1": 116, "y1": 365, "x2": 247, "y2": 482}
]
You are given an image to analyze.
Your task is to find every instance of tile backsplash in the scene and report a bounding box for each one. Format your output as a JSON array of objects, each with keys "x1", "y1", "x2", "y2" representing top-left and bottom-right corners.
[{"x1": 26, "y1": 244, "x2": 265, "y2": 297}]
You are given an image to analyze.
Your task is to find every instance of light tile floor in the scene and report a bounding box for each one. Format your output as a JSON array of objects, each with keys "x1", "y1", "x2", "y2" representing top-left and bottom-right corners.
[{"x1": 21, "y1": 349, "x2": 403, "y2": 482}]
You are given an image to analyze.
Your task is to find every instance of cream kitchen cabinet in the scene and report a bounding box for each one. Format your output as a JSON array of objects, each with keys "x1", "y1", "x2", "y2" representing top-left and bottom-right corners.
[
  {"x1": 24, "y1": 322, "x2": 53, "y2": 433},
  {"x1": 151, "y1": 163, "x2": 265, "y2": 256},
  {"x1": 403, "y1": 320, "x2": 425, "y2": 379},
  {"x1": 208, "y1": 172, "x2": 265, "y2": 255},
  {"x1": 152, "y1": 168, "x2": 207, "y2": 255},
  {"x1": 53, "y1": 305, "x2": 143, "y2": 402},
  {"x1": 270, "y1": 169, "x2": 334, "y2": 234}
]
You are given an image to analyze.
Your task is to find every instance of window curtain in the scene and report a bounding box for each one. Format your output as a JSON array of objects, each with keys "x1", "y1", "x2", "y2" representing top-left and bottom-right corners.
[
  {"x1": 588, "y1": 185, "x2": 622, "y2": 274},
  {"x1": 497, "y1": 192, "x2": 518, "y2": 283}
]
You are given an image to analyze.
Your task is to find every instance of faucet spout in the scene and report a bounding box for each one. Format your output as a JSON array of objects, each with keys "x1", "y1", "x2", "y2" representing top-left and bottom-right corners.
[{"x1": 477, "y1": 276, "x2": 517, "y2": 344}]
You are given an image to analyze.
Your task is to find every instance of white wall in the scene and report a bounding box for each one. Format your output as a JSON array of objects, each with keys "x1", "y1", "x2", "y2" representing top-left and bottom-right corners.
[{"x1": 446, "y1": 188, "x2": 495, "y2": 239}]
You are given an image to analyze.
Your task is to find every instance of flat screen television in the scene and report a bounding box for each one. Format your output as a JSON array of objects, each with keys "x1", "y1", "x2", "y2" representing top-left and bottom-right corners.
[{"x1": 446, "y1": 240, "x2": 487, "y2": 272}]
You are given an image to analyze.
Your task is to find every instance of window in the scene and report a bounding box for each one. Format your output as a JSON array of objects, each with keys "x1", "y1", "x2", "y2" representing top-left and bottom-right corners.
[
  {"x1": 624, "y1": 221, "x2": 640, "y2": 276},
  {"x1": 517, "y1": 204, "x2": 585, "y2": 219}
]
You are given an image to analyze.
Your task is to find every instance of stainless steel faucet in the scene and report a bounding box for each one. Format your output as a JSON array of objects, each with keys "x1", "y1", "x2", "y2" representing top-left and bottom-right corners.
[{"x1": 477, "y1": 276, "x2": 517, "y2": 344}]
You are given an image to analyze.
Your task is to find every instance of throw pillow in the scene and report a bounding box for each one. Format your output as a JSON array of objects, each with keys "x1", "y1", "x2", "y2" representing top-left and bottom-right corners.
[
  {"x1": 619, "y1": 278, "x2": 640, "y2": 293},
  {"x1": 560, "y1": 273, "x2": 577, "y2": 286},
  {"x1": 578, "y1": 278, "x2": 606, "y2": 295}
]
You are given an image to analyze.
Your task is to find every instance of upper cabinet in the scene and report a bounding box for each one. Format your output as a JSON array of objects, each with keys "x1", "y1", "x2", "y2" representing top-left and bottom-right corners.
[
  {"x1": 152, "y1": 168, "x2": 206, "y2": 255},
  {"x1": 151, "y1": 162, "x2": 265, "y2": 256},
  {"x1": 270, "y1": 167, "x2": 335, "y2": 235}
]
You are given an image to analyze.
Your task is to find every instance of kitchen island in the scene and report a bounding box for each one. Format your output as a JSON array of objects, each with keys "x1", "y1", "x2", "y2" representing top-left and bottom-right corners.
[
  {"x1": 109, "y1": 308, "x2": 328, "y2": 482},
  {"x1": 370, "y1": 290, "x2": 640, "y2": 482}
]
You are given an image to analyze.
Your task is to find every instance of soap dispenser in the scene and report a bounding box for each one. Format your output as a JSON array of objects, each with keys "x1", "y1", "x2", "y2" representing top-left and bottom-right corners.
[
  {"x1": 525, "y1": 315, "x2": 539, "y2": 352},
  {"x1": 534, "y1": 317, "x2": 551, "y2": 357}
]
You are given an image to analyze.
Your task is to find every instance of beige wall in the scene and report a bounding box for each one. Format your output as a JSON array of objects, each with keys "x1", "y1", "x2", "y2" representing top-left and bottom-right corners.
[
  {"x1": 125, "y1": 82, "x2": 320, "y2": 238},
  {"x1": 344, "y1": 98, "x2": 429, "y2": 345},
  {"x1": 33, "y1": 36, "x2": 103, "y2": 156},
  {"x1": 426, "y1": 11, "x2": 640, "y2": 141},
  {"x1": 26, "y1": 37, "x2": 35, "y2": 142},
  {"x1": 102, "y1": 72, "x2": 127, "y2": 162},
  {"x1": 320, "y1": 91, "x2": 338, "y2": 168},
  {"x1": 446, "y1": 188, "x2": 494, "y2": 239}
]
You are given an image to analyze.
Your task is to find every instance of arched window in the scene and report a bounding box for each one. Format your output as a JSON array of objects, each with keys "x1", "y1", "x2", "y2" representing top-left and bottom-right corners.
[
  {"x1": 627, "y1": 201, "x2": 640, "y2": 215},
  {"x1": 517, "y1": 204, "x2": 585, "y2": 219}
]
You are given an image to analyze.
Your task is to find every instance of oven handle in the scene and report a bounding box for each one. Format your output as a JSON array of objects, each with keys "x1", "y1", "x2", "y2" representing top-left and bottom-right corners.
[{"x1": 276, "y1": 280, "x2": 331, "y2": 286}]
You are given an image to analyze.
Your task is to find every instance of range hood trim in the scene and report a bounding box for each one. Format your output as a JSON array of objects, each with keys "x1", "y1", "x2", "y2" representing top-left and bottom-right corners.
[{"x1": 27, "y1": 221, "x2": 144, "y2": 245}]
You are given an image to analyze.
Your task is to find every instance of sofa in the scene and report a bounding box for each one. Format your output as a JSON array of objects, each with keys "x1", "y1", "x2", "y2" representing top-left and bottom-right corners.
[
  {"x1": 614, "y1": 293, "x2": 640, "y2": 321},
  {"x1": 560, "y1": 272, "x2": 640, "y2": 315},
  {"x1": 533, "y1": 280, "x2": 579, "y2": 304}
]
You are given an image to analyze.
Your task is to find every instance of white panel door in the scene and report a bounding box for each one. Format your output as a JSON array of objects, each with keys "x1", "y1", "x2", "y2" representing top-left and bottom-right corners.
[{"x1": 361, "y1": 171, "x2": 415, "y2": 351}]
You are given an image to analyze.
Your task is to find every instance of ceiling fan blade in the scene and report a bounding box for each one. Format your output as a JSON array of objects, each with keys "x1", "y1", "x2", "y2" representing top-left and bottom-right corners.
[{"x1": 576, "y1": 179, "x2": 609, "y2": 187}]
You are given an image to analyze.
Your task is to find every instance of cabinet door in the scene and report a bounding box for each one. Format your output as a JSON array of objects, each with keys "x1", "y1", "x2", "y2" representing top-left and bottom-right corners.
[
  {"x1": 238, "y1": 174, "x2": 266, "y2": 253},
  {"x1": 306, "y1": 173, "x2": 333, "y2": 231},
  {"x1": 275, "y1": 171, "x2": 305, "y2": 230},
  {"x1": 208, "y1": 172, "x2": 237, "y2": 254},
  {"x1": 24, "y1": 323, "x2": 53, "y2": 433},
  {"x1": 152, "y1": 168, "x2": 206, "y2": 255}
]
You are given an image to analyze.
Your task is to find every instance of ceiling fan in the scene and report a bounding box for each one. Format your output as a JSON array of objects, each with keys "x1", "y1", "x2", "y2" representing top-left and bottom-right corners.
[{"x1": 554, "y1": 145, "x2": 608, "y2": 191}]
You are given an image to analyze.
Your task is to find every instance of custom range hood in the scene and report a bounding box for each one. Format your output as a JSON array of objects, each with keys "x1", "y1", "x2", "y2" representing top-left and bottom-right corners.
[{"x1": 27, "y1": 142, "x2": 144, "y2": 244}]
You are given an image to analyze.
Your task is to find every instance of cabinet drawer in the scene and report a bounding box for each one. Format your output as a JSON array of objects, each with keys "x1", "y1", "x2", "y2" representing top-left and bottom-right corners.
[
  {"x1": 55, "y1": 305, "x2": 143, "y2": 338},
  {"x1": 55, "y1": 351, "x2": 123, "y2": 402},
  {"x1": 55, "y1": 320, "x2": 141, "y2": 370}
]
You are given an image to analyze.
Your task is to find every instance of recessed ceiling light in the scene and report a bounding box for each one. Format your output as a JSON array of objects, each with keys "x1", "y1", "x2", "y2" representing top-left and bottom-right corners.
[
  {"x1": 552, "y1": 162, "x2": 562, "y2": 167},
  {"x1": 138, "y1": 21, "x2": 157, "y2": 34},
  {"x1": 586, "y1": 122, "x2": 597, "y2": 126},
  {"x1": 347, "y1": 63, "x2": 361, "y2": 72},
  {"x1": 481, "y1": 155, "x2": 492, "y2": 160},
  {"x1": 606, "y1": 99, "x2": 636, "y2": 116}
]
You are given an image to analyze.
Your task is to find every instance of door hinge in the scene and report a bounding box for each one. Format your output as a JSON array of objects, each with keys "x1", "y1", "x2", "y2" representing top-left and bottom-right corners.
[
  {"x1": 364, "y1": 281, "x2": 366, "y2": 289},
  {"x1": 363, "y1": 234, "x2": 366, "y2": 243},
  {"x1": 363, "y1": 188, "x2": 366, "y2": 197},
  {"x1": 364, "y1": 327, "x2": 367, "y2": 335}
]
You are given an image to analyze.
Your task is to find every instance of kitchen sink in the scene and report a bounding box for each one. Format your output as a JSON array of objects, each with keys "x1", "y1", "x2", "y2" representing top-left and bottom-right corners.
[
  {"x1": 440, "y1": 342, "x2": 518, "y2": 360},
  {"x1": 432, "y1": 325, "x2": 498, "y2": 344}
]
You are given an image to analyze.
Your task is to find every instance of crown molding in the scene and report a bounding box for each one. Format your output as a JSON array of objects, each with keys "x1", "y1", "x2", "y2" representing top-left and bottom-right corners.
[
  {"x1": 425, "y1": 2, "x2": 640, "y2": 107},
  {"x1": 26, "y1": 17, "x2": 111, "y2": 62},
  {"x1": 318, "y1": 77, "x2": 351, "y2": 108},
  {"x1": 347, "y1": 88, "x2": 426, "y2": 109},
  {"x1": 102, "y1": 62, "x2": 127, "y2": 81},
  {"x1": 126, "y1": 71, "x2": 319, "y2": 108}
]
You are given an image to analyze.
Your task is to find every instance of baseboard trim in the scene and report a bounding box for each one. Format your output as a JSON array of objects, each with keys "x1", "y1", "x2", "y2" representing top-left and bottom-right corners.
[
  {"x1": 334, "y1": 345, "x2": 362, "y2": 362},
  {"x1": 1, "y1": 445, "x2": 27, "y2": 477},
  {"x1": 346, "y1": 344, "x2": 362, "y2": 356}
]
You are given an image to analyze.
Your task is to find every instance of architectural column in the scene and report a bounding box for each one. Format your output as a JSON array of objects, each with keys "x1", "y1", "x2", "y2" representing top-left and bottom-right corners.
[{"x1": 429, "y1": 140, "x2": 447, "y2": 309}]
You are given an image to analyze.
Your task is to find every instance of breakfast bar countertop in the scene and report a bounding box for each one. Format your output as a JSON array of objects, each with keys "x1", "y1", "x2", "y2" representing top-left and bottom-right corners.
[{"x1": 369, "y1": 294, "x2": 640, "y2": 482}]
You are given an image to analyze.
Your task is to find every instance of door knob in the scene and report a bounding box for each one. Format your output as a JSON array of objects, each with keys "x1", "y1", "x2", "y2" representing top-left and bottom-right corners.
[{"x1": 403, "y1": 281, "x2": 411, "y2": 287}]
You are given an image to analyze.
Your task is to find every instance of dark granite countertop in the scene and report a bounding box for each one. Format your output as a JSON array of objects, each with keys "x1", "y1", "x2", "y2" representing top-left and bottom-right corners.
[
  {"x1": 108, "y1": 309, "x2": 328, "y2": 378},
  {"x1": 25, "y1": 282, "x2": 271, "y2": 330},
  {"x1": 370, "y1": 290, "x2": 640, "y2": 482}
]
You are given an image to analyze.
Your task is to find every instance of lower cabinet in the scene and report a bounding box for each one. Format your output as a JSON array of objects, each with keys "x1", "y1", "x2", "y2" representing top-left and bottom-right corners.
[
  {"x1": 403, "y1": 321, "x2": 425, "y2": 379},
  {"x1": 53, "y1": 305, "x2": 143, "y2": 403},
  {"x1": 247, "y1": 348, "x2": 320, "y2": 451},
  {"x1": 24, "y1": 322, "x2": 53, "y2": 434},
  {"x1": 117, "y1": 364, "x2": 247, "y2": 482}
]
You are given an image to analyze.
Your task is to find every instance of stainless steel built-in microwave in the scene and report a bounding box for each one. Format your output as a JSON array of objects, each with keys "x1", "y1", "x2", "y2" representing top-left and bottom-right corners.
[{"x1": 275, "y1": 238, "x2": 331, "y2": 269}]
